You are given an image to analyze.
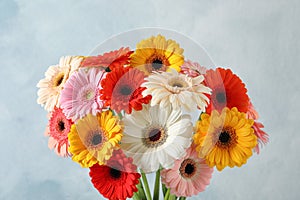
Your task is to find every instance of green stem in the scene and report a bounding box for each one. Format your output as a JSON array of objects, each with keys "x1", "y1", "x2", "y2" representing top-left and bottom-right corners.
[
  {"x1": 162, "y1": 182, "x2": 167, "y2": 197},
  {"x1": 164, "y1": 188, "x2": 170, "y2": 200},
  {"x1": 179, "y1": 197, "x2": 186, "y2": 200},
  {"x1": 133, "y1": 178, "x2": 147, "y2": 200},
  {"x1": 141, "y1": 171, "x2": 152, "y2": 200},
  {"x1": 153, "y1": 169, "x2": 161, "y2": 200}
]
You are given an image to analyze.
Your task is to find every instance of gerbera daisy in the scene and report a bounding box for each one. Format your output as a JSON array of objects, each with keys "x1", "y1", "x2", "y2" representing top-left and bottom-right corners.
[
  {"x1": 161, "y1": 145, "x2": 213, "y2": 197},
  {"x1": 89, "y1": 149, "x2": 140, "y2": 200},
  {"x1": 247, "y1": 102, "x2": 269, "y2": 154},
  {"x1": 81, "y1": 47, "x2": 133, "y2": 71},
  {"x1": 45, "y1": 107, "x2": 73, "y2": 157},
  {"x1": 194, "y1": 107, "x2": 257, "y2": 171},
  {"x1": 121, "y1": 104, "x2": 193, "y2": 173},
  {"x1": 130, "y1": 35, "x2": 184, "y2": 75},
  {"x1": 68, "y1": 111, "x2": 123, "y2": 168},
  {"x1": 142, "y1": 69, "x2": 211, "y2": 111},
  {"x1": 204, "y1": 68, "x2": 250, "y2": 114},
  {"x1": 37, "y1": 56, "x2": 84, "y2": 112},
  {"x1": 247, "y1": 101, "x2": 259, "y2": 120},
  {"x1": 60, "y1": 67, "x2": 106, "y2": 121},
  {"x1": 100, "y1": 67, "x2": 151, "y2": 114},
  {"x1": 252, "y1": 121, "x2": 269, "y2": 154},
  {"x1": 180, "y1": 60, "x2": 207, "y2": 77}
]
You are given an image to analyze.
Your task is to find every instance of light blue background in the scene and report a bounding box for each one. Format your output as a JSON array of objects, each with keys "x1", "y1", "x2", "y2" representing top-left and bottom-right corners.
[{"x1": 0, "y1": 0, "x2": 299, "y2": 199}]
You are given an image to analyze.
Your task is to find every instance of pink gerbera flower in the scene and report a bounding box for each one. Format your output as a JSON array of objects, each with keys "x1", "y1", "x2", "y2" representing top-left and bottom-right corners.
[
  {"x1": 180, "y1": 60, "x2": 207, "y2": 77},
  {"x1": 45, "y1": 107, "x2": 73, "y2": 157},
  {"x1": 161, "y1": 145, "x2": 213, "y2": 197},
  {"x1": 60, "y1": 68, "x2": 106, "y2": 121},
  {"x1": 253, "y1": 121, "x2": 269, "y2": 154},
  {"x1": 247, "y1": 101, "x2": 269, "y2": 154}
]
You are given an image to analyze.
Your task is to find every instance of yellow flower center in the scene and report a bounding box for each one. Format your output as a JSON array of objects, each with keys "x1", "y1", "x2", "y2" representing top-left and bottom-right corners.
[{"x1": 54, "y1": 73, "x2": 65, "y2": 87}]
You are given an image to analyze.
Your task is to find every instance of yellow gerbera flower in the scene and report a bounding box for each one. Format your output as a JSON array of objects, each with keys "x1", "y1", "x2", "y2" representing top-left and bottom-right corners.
[
  {"x1": 68, "y1": 111, "x2": 123, "y2": 168},
  {"x1": 130, "y1": 34, "x2": 184, "y2": 75},
  {"x1": 193, "y1": 107, "x2": 257, "y2": 171}
]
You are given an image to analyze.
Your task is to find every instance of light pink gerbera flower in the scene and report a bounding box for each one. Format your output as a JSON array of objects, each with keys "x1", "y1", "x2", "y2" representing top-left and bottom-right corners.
[
  {"x1": 60, "y1": 68, "x2": 106, "y2": 121},
  {"x1": 161, "y1": 145, "x2": 213, "y2": 197},
  {"x1": 180, "y1": 60, "x2": 207, "y2": 77},
  {"x1": 45, "y1": 107, "x2": 73, "y2": 157}
]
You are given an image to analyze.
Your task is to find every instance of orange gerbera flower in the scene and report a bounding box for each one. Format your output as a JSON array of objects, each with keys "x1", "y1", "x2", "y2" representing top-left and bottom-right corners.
[
  {"x1": 81, "y1": 47, "x2": 133, "y2": 71},
  {"x1": 100, "y1": 66, "x2": 151, "y2": 114},
  {"x1": 204, "y1": 68, "x2": 249, "y2": 114}
]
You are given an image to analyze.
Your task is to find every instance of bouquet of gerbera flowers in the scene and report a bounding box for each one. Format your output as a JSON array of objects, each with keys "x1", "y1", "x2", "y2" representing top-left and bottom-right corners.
[{"x1": 37, "y1": 34, "x2": 269, "y2": 200}]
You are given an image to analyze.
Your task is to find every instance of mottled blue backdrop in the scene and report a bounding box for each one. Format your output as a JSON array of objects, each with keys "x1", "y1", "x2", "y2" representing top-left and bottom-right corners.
[{"x1": 0, "y1": 0, "x2": 299, "y2": 199}]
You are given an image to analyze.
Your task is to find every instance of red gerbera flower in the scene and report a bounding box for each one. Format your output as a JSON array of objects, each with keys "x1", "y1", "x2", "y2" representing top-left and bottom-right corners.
[
  {"x1": 46, "y1": 107, "x2": 73, "y2": 157},
  {"x1": 81, "y1": 47, "x2": 133, "y2": 71},
  {"x1": 100, "y1": 66, "x2": 151, "y2": 114},
  {"x1": 204, "y1": 67, "x2": 249, "y2": 114},
  {"x1": 89, "y1": 149, "x2": 141, "y2": 200}
]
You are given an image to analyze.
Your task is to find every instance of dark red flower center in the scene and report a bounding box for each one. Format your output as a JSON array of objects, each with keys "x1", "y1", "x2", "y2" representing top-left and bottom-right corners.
[
  {"x1": 152, "y1": 59, "x2": 163, "y2": 70},
  {"x1": 148, "y1": 128, "x2": 161, "y2": 142},
  {"x1": 57, "y1": 120, "x2": 65, "y2": 132},
  {"x1": 109, "y1": 168, "x2": 122, "y2": 179},
  {"x1": 120, "y1": 85, "x2": 132, "y2": 96},
  {"x1": 92, "y1": 134, "x2": 102, "y2": 146}
]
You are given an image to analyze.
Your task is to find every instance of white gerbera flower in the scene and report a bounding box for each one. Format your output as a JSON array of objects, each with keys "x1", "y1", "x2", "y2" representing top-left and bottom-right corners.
[
  {"x1": 141, "y1": 69, "x2": 211, "y2": 111},
  {"x1": 37, "y1": 56, "x2": 83, "y2": 112},
  {"x1": 121, "y1": 104, "x2": 193, "y2": 173}
]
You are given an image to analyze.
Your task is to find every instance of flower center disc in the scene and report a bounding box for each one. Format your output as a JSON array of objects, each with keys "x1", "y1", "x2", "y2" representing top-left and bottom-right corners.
[
  {"x1": 152, "y1": 59, "x2": 163, "y2": 70},
  {"x1": 92, "y1": 134, "x2": 102, "y2": 146},
  {"x1": 57, "y1": 120, "x2": 65, "y2": 132},
  {"x1": 180, "y1": 158, "x2": 197, "y2": 178},
  {"x1": 216, "y1": 127, "x2": 237, "y2": 148},
  {"x1": 149, "y1": 129, "x2": 161, "y2": 142},
  {"x1": 143, "y1": 127, "x2": 167, "y2": 148},
  {"x1": 55, "y1": 73, "x2": 64, "y2": 87},
  {"x1": 86, "y1": 90, "x2": 95, "y2": 100},
  {"x1": 120, "y1": 85, "x2": 132, "y2": 96},
  {"x1": 216, "y1": 92, "x2": 226, "y2": 103},
  {"x1": 219, "y1": 131, "x2": 230, "y2": 144},
  {"x1": 109, "y1": 167, "x2": 122, "y2": 179}
]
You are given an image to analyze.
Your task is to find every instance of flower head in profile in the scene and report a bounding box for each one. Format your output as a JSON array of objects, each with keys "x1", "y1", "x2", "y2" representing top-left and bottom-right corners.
[
  {"x1": 60, "y1": 68, "x2": 106, "y2": 122},
  {"x1": 180, "y1": 60, "x2": 207, "y2": 77},
  {"x1": 204, "y1": 68, "x2": 250, "y2": 114},
  {"x1": 194, "y1": 107, "x2": 257, "y2": 171},
  {"x1": 121, "y1": 104, "x2": 193, "y2": 173},
  {"x1": 89, "y1": 149, "x2": 140, "y2": 200},
  {"x1": 130, "y1": 35, "x2": 184, "y2": 75},
  {"x1": 81, "y1": 47, "x2": 133, "y2": 71},
  {"x1": 46, "y1": 107, "x2": 73, "y2": 157},
  {"x1": 247, "y1": 102, "x2": 269, "y2": 154},
  {"x1": 100, "y1": 67, "x2": 151, "y2": 114},
  {"x1": 68, "y1": 111, "x2": 123, "y2": 168},
  {"x1": 142, "y1": 69, "x2": 211, "y2": 111},
  {"x1": 37, "y1": 56, "x2": 84, "y2": 112},
  {"x1": 161, "y1": 145, "x2": 213, "y2": 197}
]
